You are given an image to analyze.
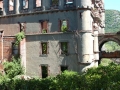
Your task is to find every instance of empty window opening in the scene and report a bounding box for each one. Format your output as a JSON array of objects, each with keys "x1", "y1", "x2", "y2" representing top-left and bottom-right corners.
[
  {"x1": 41, "y1": 65, "x2": 48, "y2": 78},
  {"x1": 35, "y1": 0, "x2": 41, "y2": 7},
  {"x1": 40, "y1": 21, "x2": 48, "y2": 33},
  {"x1": 61, "y1": 66, "x2": 68, "y2": 72},
  {"x1": 65, "y1": 0, "x2": 73, "y2": 4},
  {"x1": 61, "y1": 42, "x2": 68, "y2": 54},
  {"x1": 41, "y1": 42, "x2": 47, "y2": 54},
  {"x1": 9, "y1": 0, "x2": 14, "y2": 11},
  {"x1": 0, "y1": 0, "x2": 3, "y2": 12},
  {"x1": 19, "y1": 23, "x2": 26, "y2": 32},
  {"x1": 23, "y1": 0, "x2": 29, "y2": 9},
  {"x1": 61, "y1": 20, "x2": 68, "y2": 32},
  {"x1": 12, "y1": 43, "x2": 19, "y2": 55},
  {"x1": 51, "y1": 0, "x2": 59, "y2": 6}
]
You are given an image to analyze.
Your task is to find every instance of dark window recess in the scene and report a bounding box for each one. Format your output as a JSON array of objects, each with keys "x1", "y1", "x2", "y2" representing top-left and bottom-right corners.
[
  {"x1": 41, "y1": 65, "x2": 48, "y2": 78},
  {"x1": 12, "y1": 43, "x2": 19, "y2": 55},
  {"x1": 61, "y1": 42, "x2": 68, "y2": 54},
  {"x1": 51, "y1": 0, "x2": 59, "y2": 6},
  {"x1": 61, "y1": 66, "x2": 68, "y2": 72},
  {"x1": 41, "y1": 42, "x2": 47, "y2": 54},
  {"x1": 80, "y1": 12, "x2": 82, "y2": 18}
]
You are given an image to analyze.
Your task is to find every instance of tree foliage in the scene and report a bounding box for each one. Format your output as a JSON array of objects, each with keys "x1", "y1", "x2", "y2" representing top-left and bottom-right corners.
[{"x1": 1, "y1": 63, "x2": 120, "y2": 90}]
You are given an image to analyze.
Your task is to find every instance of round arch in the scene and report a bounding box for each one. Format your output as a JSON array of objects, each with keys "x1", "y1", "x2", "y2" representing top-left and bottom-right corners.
[{"x1": 99, "y1": 37, "x2": 120, "y2": 51}]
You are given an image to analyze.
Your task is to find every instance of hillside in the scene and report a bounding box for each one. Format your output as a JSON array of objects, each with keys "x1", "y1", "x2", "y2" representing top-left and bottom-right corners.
[
  {"x1": 105, "y1": 10, "x2": 120, "y2": 33},
  {"x1": 104, "y1": 10, "x2": 120, "y2": 52}
]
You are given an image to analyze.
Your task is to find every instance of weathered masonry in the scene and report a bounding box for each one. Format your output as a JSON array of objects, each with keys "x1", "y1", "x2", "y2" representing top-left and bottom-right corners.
[{"x1": 0, "y1": 0, "x2": 105, "y2": 77}]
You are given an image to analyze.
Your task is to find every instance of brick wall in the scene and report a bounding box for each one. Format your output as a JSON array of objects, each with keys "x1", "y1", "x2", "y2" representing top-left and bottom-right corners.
[
  {"x1": 0, "y1": 24, "x2": 20, "y2": 36},
  {"x1": 3, "y1": 37, "x2": 15, "y2": 61}
]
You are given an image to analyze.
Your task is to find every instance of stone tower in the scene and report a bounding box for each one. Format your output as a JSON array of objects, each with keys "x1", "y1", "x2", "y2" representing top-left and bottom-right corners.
[{"x1": 77, "y1": 0, "x2": 105, "y2": 71}]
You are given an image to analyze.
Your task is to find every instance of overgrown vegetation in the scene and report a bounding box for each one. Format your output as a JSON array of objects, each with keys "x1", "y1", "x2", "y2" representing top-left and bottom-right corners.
[
  {"x1": 1, "y1": 63, "x2": 120, "y2": 90},
  {"x1": 4, "y1": 56, "x2": 24, "y2": 78},
  {"x1": 15, "y1": 31, "x2": 25, "y2": 46}
]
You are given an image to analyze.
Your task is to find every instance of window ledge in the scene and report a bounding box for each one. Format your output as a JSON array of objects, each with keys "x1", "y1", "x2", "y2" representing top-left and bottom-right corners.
[
  {"x1": 34, "y1": 7, "x2": 42, "y2": 11},
  {"x1": 8, "y1": 11, "x2": 14, "y2": 14},
  {"x1": 60, "y1": 53, "x2": 69, "y2": 56},
  {"x1": 40, "y1": 54, "x2": 48, "y2": 57},
  {"x1": 20, "y1": 9, "x2": 29, "y2": 13}
]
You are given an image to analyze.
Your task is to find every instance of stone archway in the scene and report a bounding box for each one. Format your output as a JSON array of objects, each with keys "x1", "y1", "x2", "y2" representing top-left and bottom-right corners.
[
  {"x1": 98, "y1": 36, "x2": 120, "y2": 64},
  {"x1": 99, "y1": 37, "x2": 120, "y2": 51}
]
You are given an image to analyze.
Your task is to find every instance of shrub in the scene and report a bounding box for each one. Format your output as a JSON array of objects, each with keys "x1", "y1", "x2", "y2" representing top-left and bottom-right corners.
[{"x1": 4, "y1": 57, "x2": 24, "y2": 78}]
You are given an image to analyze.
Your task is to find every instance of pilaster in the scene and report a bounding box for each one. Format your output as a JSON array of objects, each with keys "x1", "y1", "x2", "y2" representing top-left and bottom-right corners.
[
  {"x1": 29, "y1": 0, "x2": 34, "y2": 13},
  {"x1": 3, "y1": 0, "x2": 8, "y2": 15},
  {"x1": 15, "y1": 0, "x2": 20, "y2": 14}
]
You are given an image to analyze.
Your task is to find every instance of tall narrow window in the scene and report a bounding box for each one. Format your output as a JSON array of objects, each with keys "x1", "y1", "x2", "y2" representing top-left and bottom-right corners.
[
  {"x1": 35, "y1": 0, "x2": 41, "y2": 7},
  {"x1": 61, "y1": 66, "x2": 68, "y2": 72},
  {"x1": 61, "y1": 42, "x2": 68, "y2": 55},
  {"x1": 41, "y1": 42, "x2": 48, "y2": 54},
  {"x1": 12, "y1": 43, "x2": 19, "y2": 55},
  {"x1": 9, "y1": 0, "x2": 14, "y2": 11},
  {"x1": 40, "y1": 20, "x2": 48, "y2": 33},
  {"x1": 23, "y1": 0, "x2": 29, "y2": 9},
  {"x1": 60, "y1": 20, "x2": 68, "y2": 32},
  {"x1": 41, "y1": 65, "x2": 48, "y2": 78}
]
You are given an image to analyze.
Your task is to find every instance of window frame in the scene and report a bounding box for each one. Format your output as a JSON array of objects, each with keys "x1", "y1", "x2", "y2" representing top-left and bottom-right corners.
[
  {"x1": 8, "y1": 0, "x2": 15, "y2": 14},
  {"x1": 33, "y1": 0, "x2": 42, "y2": 11},
  {"x1": 40, "y1": 64, "x2": 49, "y2": 78},
  {"x1": 51, "y1": 0, "x2": 59, "y2": 5},
  {"x1": 65, "y1": 0, "x2": 73, "y2": 5},
  {"x1": 59, "y1": 19, "x2": 69, "y2": 32},
  {"x1": 12, "y1": 42, "x2": 19, "y2": 55},
  {"x1": 35, "y1": 0, "x2": 42, "y2": 8},
  {"x1": 40, "y1": 42, "x2": 49, "y2": 55},
  {"x1": 22, "y1": 0, "x2": 29, "y2": 10},
  {"x1": 59, "y1": 42, "x2": 69, "y2": 55},
  {"x1": 39, "y1": 20, "x2": 49, "y2": 33},
  {"x1": 64, "y1": 0, "x2": 74, "y2": 8}
]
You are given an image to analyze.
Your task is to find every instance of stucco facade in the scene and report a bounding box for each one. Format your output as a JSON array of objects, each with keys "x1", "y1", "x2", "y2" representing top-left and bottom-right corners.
[{"x1": 0, "y1": 0, "x2": 105, "y2": 77}]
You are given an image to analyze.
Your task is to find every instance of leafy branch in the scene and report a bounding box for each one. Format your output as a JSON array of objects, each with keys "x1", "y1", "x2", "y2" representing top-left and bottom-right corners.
[{"x1": 15, "y1": 31, "x2": 25, "y2": 46}]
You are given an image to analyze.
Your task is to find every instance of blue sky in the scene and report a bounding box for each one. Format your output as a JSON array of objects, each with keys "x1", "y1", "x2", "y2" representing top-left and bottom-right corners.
[{"x1": 105, "y1": 0, "x2": 120, "y2": 11}]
